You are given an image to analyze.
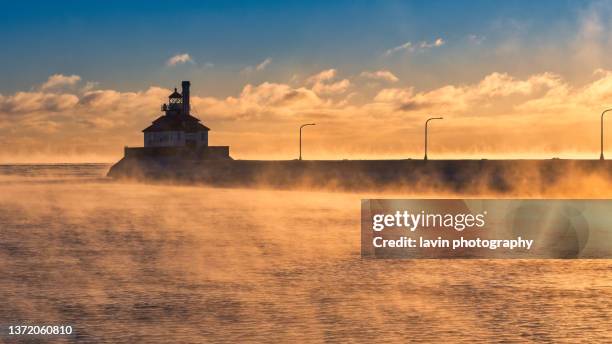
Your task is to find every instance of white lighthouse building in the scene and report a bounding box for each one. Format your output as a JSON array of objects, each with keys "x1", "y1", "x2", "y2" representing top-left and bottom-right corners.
[{"x1": 143, "y1": 81, "x2": 210, "y2": 148}]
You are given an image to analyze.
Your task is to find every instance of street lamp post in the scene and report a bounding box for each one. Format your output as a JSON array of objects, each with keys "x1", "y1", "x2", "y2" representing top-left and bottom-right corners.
[
  {"x1": 299, "y1": 123, "x2": 316, "y2": 160},
  {"x1": 601, "y1": 109, "x2": 612, "y2": 160},
  {"x1": 424, "y1": 117, "x2": 443, "y2": 161}
]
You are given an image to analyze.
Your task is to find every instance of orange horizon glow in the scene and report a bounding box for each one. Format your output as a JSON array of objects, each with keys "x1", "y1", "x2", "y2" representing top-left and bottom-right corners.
[{"x1": 3, "y1": 69, "x2": 612, "y2": 163}]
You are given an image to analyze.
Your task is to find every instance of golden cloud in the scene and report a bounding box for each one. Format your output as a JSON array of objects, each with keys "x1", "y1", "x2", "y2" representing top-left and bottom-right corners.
[{"x1": 1, "y1": 69, "x2": 612, "y2": 161}]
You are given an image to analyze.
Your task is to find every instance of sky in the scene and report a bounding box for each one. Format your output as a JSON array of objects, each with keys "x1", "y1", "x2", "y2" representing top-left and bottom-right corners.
[{"x1": 1, "y1": 0, "x2": 612, "y2": 162}]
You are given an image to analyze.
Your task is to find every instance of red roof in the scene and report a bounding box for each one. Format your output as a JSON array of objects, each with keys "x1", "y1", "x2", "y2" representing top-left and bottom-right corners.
[{"x1": 143, "y1": 114, "x2": 210, "y2": 133}]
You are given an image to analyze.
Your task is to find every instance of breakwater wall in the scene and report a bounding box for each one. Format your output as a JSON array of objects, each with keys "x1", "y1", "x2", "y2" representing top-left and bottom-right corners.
[{"x1": 107, "y1": 156, "x2": 612, "y2": 195}]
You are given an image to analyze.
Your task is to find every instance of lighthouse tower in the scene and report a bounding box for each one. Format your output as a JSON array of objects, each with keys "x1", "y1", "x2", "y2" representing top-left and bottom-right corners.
[{"x1": 142, "y1": 81, "x2": 210, "y2": 148}]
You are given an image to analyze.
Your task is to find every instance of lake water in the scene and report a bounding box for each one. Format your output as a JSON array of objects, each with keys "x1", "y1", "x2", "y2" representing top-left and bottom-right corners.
[{"x1": 0, "y1": 164, "x2": 611, "y2": 343}]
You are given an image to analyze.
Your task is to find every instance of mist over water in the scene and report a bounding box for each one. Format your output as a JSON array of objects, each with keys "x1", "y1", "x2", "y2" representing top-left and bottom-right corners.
[{"x1": 0, "y1": 165, "x2": 611, "y2": 343}]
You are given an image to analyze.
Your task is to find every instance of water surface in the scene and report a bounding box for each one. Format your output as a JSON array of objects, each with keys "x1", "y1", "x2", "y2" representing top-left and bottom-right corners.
[{"x1": 0, "y1": 164, "x2": 610, "y2": 343}]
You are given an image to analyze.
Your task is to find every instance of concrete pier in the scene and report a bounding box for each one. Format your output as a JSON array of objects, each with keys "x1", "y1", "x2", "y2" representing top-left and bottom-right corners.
[{"x1": 107, "y1": 157, "x2": 612, "y2": 193}]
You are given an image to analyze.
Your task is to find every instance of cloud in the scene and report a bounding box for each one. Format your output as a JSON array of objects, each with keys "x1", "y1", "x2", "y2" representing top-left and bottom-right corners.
[
  {"x1": 166, "y1": 53, "x2": 193, "y2": 66},
  {"x1": 384, "y1": 42, "x2": 414, "y2": 56},
  {"x1": 256, "y1": 58, "x2": 271, "y2": 71},
  {"x1": 242, "y1": 57, "x2": 272, "y2": 74},
  {"x1": 79, "y1": 90, "x2": 122, "y2": 108},
  {"x1": 41, "y1": 74, "x2": 81, "y2": 91},
  {"x1": 516, "y1": 70, "x2": 612, "y2": 114},
  {"x1": 360, "y1": 70, "x2": 399, "y2": 83},
  {"x1": 384, "y1": 38, "x2": 445, "y2": 56},
  {"x1": 306, "y1": 69, "x2": 337, "y2": 83},
  {"x1": 4, "y1": 69, "x2": 612, "y2": 160},
  {"x1": 569, "y1": 1, "x2": 612, "y2": 70},
  {"x1": 375, "y1": 72, "x2": 563, "y2": 113},
  {"x1": 306, "y1": 69, "x2": 351, "y2": 95},
  {"x1": 420, "y1": 38, "x2": 445, "y2": 48},
  {"x1": 194, "y1": 82, "x2": 327, "y2": 121},
  {"x1": 0, "y1": 91, "x2": 79, "y2": 113},
  {"x1": 468, "y1": 34, "x2": 485, "y2": 45},
  {"x1": 82, "y1": 81, "x2": 99, "y2": 92}
]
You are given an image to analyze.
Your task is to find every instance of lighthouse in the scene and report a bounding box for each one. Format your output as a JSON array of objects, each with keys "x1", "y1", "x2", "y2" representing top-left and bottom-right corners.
[
  {"x1": 142, "y1": 81, "x2": 210, "y2": 148},
  {"x1": 121, "y1": 81, "x2": 230, "y2": 160}
]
